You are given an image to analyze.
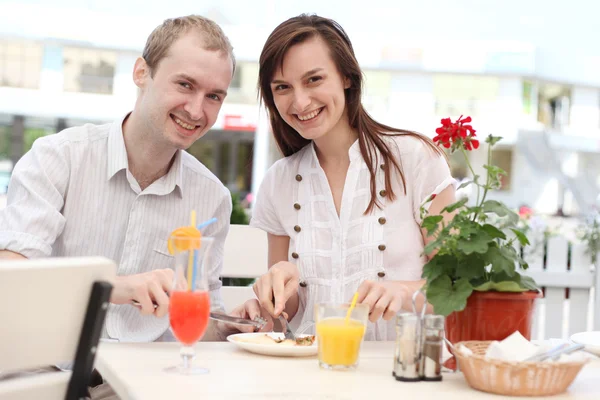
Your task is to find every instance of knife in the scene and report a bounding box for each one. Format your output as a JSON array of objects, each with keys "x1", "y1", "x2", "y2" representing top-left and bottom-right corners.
[{"x1": 131, "y1": 300, "x2": 266, "y2": 330}]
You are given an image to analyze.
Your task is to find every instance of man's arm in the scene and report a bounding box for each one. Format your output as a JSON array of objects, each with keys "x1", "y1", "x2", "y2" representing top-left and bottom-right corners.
[
  {"x1": 0, "y1": 136, "x2": 68, "y2": 258},
  {"x1": 0, "y1": 250, "x2": 26, "y2": 260}
]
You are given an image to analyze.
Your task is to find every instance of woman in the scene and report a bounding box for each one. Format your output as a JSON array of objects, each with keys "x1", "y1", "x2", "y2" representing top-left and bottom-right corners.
[{"x1": 232, "y1": 14, "x2": 455, "y2": 340}]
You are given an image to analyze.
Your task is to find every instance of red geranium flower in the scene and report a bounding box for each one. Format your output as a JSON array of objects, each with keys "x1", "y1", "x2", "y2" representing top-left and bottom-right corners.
[{"x1": 433, "y1": 115, "x2": 479, "y2": 151}]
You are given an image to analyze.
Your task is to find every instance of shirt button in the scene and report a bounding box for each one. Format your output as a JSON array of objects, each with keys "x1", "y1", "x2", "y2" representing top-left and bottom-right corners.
[
  {"x1": 380, "y1": 164, "x2": 385, "y2": 170},
  {"x1": 378, "y1": 244, "x2": 386, "y2": 251},
  {"x1": 377, "y1": 271, "x2": 386, "y2": 278},
  {"x1": 299, "y1": 281, "x2": 307, "y2": 287},
  {"x1": 378, "y1": 217, "x2": 387, "y2": 225},
  {"x1": 294, "y1": 225, "x2": 302, "y2": 233},
  {"x1": 295, "y1": 174, "x2": 303, "y2": 182},
  {"x1": 291, "y1": 252, "x2": 299, "y2": 259},
  {"x1": 294, "y1": 203, "x2": 301, "y2": 210},
  {"x1": 379, "y1": 189, "x2": 387, "y2": 197}
]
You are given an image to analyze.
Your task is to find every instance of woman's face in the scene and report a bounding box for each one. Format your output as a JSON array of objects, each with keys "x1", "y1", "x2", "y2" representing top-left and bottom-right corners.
[{"x1": 270, "y1": 36, "x2": 350, "y2": 141}]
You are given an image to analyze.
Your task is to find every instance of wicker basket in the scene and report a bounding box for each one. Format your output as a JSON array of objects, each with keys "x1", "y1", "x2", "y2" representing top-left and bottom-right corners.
[{"x1": 455, "y1": 341, "x2": 588, "y2": 397}]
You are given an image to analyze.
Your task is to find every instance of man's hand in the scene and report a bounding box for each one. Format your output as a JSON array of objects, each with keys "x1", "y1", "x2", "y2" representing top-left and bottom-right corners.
[
  {"x1": 217, "y1": 299, "x2": 275, "y2": 337},
  {"x1": 110, "y1": 269, "x2": 175, "y2": 318},
  {"x1": 356, "y1": 280, "x2": 410, "y2": 323},
  {"x1": 0, "y1": 250, "x2": 26, "y2": 260},
  {"x1": 253, "y1": 261, "x2": 299, "y2": 317}
]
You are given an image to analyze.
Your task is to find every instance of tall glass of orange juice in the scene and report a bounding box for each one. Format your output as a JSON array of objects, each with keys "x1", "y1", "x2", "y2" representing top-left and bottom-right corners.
[{"x1": 315, "y1": 302, "x2": 369, "y2": 370}]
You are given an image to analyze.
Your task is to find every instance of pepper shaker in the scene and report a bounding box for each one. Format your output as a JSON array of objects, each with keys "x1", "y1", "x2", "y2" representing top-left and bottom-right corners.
[
  {"x1": 419, "y1": 314, "x2": 444, "y2": 381},
  {"x1": 393, "y1": 313, "x2": 421, "y2": 381}
]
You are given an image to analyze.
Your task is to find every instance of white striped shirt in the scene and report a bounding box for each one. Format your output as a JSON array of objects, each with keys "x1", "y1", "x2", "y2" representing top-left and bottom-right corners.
[{"x1": 0, "y1": 114, "x2": 232, "y2": 342}]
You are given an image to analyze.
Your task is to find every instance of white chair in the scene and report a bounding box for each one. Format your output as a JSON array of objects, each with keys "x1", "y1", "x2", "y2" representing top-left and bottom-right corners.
[
  {"x1": 221, "y1": 224, "x2": 268, "y2": 312},
  {"x1": 0, "y1": 257, "x2": 116, "y2": 400}
]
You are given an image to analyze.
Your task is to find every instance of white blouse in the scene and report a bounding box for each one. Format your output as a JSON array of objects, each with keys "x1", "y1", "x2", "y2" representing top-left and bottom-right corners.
[{"x1": 250, "y1": 134, "x2": 453, "y2": 340}]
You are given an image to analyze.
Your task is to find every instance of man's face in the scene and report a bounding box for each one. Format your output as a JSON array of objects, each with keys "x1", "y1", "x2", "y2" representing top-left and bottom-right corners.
[{"x1": 136, "y1": 30, "x2": 233, "y2": 150}]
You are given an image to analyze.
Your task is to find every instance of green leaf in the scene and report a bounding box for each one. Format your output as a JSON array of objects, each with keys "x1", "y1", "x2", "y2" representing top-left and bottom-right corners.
[
  {"x1": 421, "y1": 254, "x2": 457, "y2": 282},
  {"x1": 483, "y1": 200, "x2": 519, "y2": 225},
  {"x1": 456, "y1": 233, "x2": 490, "y2": 254},
  {"x1": 485, "y1": 246, "x2": 517, "y2": 276},
  {"x1": 481, "y1": 224, "x2": 507, "y2": 240},
  {"x1": 426, "y1": 276, "x2": 473, "y2": 316},
  {"x1": 441, "y1": 198, "x2": 469, "y2": 214},
  {"x1": 485, "y1": 135, "x2": 503, "y2": 146},
  {"x1": 457, "y1": 180, "x2": 473, "y2": 190},
  {"x1": 455, "y1": 254, "x2": 487, "y2": 280},
  {"x1": 472, "y1": 280, "x2": 525, "y2": 292},
  {"x1": 484, "y1": 164, "x2": 506, "y2": 177},
  {"x1": 422, "y1": 215, "x2": 443, "y2": 236},
  {"x1": 510, "y1": 228, "x2": 530, "y2": 246},
  {"x1": 519, "y1": 275, "x2": 539, "y2": 291}
]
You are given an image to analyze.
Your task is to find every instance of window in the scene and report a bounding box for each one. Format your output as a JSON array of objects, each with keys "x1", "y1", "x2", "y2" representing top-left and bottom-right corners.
[
  {"x1": 537, "y1": 82, "x2": 571, "y2": 129},
  {"x1": 63, "y1": 48, "x2": 116, "y2": 94},
  {"x1": 0, "y1": 40, "x2": 43, "y2": 89},
  {"x1": 433, "y1": 74, "x2": 499, "y2": 118},
  {"x1": 230, "y1": 63, "x2": 242, "y2": 89},
  {"x1": 491, "y1": 149, "x2": 513, "y2": 191}
]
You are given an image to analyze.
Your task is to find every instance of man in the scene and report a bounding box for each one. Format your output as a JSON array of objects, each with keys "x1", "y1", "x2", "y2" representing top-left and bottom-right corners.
[{"x1": 0, "y1": 15, "x2": 234, "y2": 341}]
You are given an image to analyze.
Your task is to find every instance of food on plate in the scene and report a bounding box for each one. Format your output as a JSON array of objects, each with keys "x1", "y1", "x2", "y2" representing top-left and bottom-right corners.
[{"x1": 236, "y1": 334, "x2": 316, "y2": 346}]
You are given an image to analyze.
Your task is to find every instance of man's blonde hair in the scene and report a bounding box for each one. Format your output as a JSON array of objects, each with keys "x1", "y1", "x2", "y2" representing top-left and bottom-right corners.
[{"x1": 142, "y1": 15, "x2": 235, "y2": 76}]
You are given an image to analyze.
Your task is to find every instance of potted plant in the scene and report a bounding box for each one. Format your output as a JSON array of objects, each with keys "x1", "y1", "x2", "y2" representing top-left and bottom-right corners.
[{"x1": 420, "y1": 116, "x2": 541, "y2": 344}]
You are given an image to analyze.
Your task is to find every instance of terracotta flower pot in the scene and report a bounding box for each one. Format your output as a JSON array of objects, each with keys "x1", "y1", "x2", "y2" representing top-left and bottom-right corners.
[{"x1": 445, "y1": 290, "x2": 542, "y2": 344}]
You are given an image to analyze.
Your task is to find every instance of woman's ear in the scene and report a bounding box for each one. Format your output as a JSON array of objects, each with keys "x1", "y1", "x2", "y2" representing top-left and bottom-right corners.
[{"x1": 344, "y1": 77, "x2": 351, "y2": 89}]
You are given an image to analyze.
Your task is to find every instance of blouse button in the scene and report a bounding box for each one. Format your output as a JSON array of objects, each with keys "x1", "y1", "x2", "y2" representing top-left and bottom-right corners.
[
  {"x1": 294, "y1": 225, "x2": 302, "y2": 233},
  {"x1": 294, "y1": 203, "x2": 301, "y2": 210},
  {"x1": 379, "y1": 189, "x2": 387, "y2": 197},
  {"x1": 295, "y1": 174, "x2": 303, "y2": 182},
  {"x1": 291, "y1": 252, "x2": 299, "y2": 259},
  {"x1": 378, "y1": 244, "x2": 386, "y2": 251},
  {"x1": 299, "y1": 281, "x2": 307, "y2": 287},
  {"x1": 380, "y1": 164, "x2": 385, "y2": 170},
  {"x1": 377, "y1": 271, "x2": 386, "y2": 278},
  {"x1": 378, "y1": 217, "x2": 387, "y2": 225}
]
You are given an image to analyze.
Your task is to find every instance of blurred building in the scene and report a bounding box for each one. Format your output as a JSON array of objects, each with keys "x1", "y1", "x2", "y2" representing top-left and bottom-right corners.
[{"x1": 1, "y1": 11, "x2": 599, "y2": 215}]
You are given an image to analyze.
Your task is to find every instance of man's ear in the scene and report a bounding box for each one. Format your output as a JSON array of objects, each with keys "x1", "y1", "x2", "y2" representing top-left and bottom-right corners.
[{"x1": 133, "y1": 57, "x2": 151, "y2": 89}]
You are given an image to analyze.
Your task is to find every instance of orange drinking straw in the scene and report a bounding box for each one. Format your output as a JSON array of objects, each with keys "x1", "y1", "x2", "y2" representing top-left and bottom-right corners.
[
  {"x1": 187, "y1": 210, "x2": 196, "y2": 291},
  {"x1": 346, "y1": 292, "x2": 359, "y2": 324}
]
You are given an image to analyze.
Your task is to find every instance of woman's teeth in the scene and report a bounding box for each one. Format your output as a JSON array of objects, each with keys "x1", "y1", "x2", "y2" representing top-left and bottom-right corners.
[{"x1": 297, "y1": 108, "x2": 322, "y2": 121}]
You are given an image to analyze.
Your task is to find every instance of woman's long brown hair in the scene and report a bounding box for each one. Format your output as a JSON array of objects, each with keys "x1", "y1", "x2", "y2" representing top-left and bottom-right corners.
[{"x1": 258, "y1": 14, "x2": 445, "y2": 214}]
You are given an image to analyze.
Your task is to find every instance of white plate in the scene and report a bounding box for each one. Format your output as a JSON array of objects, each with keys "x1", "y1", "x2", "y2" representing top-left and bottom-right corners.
[
  {"x1": 570, "y1": 331, "x2": 600, "y2": 356},
  {"x1": 227, "y1": 332, "x2": 318, "y2": 357}
]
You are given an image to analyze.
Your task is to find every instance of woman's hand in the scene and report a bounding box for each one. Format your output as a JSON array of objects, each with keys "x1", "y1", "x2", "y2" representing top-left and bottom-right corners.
[
  {"x1": 253, "y1": 261, "x2": 299, "y2": 317},
  {"x1": 356, "y1": 280, "x2": 410, "y2": 323}
]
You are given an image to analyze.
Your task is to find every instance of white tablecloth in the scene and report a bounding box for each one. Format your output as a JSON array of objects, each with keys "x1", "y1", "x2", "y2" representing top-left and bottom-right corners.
[{"x1": 95, "y1": 341, "x2": 600, "y2": 400}]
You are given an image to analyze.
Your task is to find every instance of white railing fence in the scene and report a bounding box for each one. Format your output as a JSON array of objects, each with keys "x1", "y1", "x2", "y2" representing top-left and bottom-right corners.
[{"x1": 522, "y1": 235, "x2": 599, "y2": 340}]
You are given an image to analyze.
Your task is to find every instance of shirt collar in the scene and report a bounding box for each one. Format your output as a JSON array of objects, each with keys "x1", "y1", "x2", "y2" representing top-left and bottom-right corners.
[{"x1": 106, "y1": 113, "x2": 184, "y2": 197}]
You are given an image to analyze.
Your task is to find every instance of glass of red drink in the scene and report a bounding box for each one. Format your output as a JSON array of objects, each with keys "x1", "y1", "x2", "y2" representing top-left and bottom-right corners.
[{"x1": 165, "y1": 235, "x2": 214, "y2": 375}]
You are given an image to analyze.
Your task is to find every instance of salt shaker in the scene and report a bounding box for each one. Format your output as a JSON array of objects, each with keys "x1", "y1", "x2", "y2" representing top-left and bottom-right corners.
[
  {"x1": 393, "y1": 313, "x2": 421, "y2": 381},
  {"x1": 419, "y1": 314, "x2": 444, "y2": 381}
]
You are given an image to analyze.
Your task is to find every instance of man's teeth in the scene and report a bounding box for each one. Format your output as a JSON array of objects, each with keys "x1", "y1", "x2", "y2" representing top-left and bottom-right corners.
[
  {"x1": 174, "y1": 117, "x2": 195, "y2": 130},
  {"x1": 297, "y1": 108, "x2": 322, "y2": 121}
]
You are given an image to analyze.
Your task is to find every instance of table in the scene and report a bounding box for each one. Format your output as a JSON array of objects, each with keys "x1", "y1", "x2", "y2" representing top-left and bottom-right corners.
[{"x1": 96, "y1": 341, "x2": 600, "y2": 399}]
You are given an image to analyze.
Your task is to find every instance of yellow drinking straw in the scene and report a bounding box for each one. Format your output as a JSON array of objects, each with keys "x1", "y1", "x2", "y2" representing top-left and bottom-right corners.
[
  {"x1": 346, "y1": 292, "x2": 359, "y2": 324},
  {"x1": 186, "y1": 210, "x2": 196, "y2": 291}
]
